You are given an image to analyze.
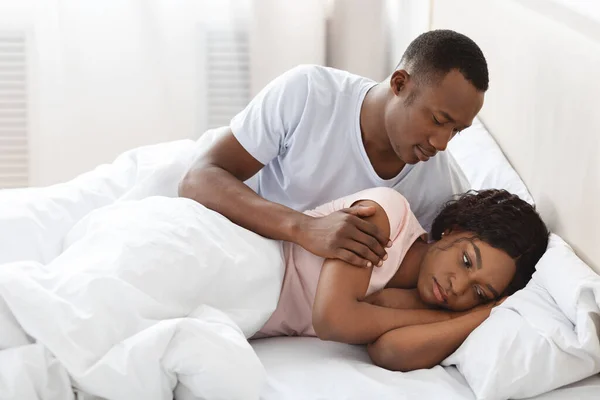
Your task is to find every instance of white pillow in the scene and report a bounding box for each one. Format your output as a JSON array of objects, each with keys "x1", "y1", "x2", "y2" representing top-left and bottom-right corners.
[
  {"x1": 443, "y1": 234, "x2": 600, "y2": 400},
  {"x1": 448, "y1": 117, "x2": 534, "y2": 205}
]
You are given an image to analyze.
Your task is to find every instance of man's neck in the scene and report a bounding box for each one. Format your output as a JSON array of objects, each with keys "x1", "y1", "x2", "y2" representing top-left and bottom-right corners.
[
  {"x1": 360, "y1": 84, "x2": 406, "y2": 179},
  {"x1": 360, "y1": 84, "x2": 389, "y2": 152}
]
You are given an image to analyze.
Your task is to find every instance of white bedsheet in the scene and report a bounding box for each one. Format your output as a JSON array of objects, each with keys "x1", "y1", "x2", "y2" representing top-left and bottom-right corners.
[{"x1": 252, "y1": 337, "x2": 600, "y2": 400}]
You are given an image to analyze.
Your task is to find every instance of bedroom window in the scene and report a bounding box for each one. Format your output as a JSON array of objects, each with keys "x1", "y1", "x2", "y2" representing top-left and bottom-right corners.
[
  {"x1": 205, "y1": 27, "x2": 251, "y2": 130},
  {"x1": 0, "y1": 31, "x2": 28, "y2": 189}
]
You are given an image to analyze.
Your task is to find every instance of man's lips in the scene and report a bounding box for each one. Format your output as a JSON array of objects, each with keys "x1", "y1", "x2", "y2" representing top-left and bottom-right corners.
[
  {"x1": 415, "y1": 145, "x2": 429, "y2": 162},
  {"x1": 417, "y1": 144, "x2": 437, "y2": 158}
]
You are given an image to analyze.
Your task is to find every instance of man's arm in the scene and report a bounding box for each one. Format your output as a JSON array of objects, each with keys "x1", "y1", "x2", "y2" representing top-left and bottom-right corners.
[
  {"x1": 179, "y1": 131, "x2": 302, "y2": 242},
  {"x1": 367, "y1": 309, "x2": 491, "y2": 372},
  {"x1": 312, "y1": 200, "x2": 456, "y2": 345},
  {"x1": 179, "y1": 130, "x2": 389, "y2": 267}
]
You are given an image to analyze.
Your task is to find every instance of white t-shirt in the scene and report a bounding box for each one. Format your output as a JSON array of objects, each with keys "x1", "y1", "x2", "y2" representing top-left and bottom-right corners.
[{"x1": 230, "y1": 65, "x2": 469, "y2": 232}]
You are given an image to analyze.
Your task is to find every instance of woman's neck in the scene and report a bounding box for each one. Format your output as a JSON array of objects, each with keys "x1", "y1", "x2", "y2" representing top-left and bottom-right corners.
[{"x1": 386, "y1": 238, "x2": 429, "y2": 289}]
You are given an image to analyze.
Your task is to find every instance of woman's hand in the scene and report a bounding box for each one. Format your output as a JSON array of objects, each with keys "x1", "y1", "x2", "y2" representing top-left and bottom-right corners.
[
  {"x1": 450, "y1": 296, "x2": 508, "y2": 319},
  {"x1": 365, "y1": 289, "x2": 507, "y2": 316},
  {"x1": 368, "y1": 301, "x2": 503, "y2": 372}
]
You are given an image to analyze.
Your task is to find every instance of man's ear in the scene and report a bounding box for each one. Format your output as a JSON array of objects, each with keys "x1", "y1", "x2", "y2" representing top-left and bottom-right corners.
[{"x1": 390, "y1": 69, "x2": 411, "y2": 96}]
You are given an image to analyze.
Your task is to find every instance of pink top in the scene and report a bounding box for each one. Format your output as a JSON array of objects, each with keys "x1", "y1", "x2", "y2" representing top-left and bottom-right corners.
[{"x1": 255, "y1": 187, "x2": 427, "y2": 338}]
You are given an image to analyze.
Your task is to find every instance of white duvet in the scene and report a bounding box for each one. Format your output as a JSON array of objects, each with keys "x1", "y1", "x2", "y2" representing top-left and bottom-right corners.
[
  {"x1": 2, "y1": 128, "x2": 600, "y2": 400},
  {"x1": 0, "y1": 129, "x2": 285, "y2": 400}
]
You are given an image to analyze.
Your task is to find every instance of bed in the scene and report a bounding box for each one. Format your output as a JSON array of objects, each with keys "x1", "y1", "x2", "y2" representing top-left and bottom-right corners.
[
  {"x1": 251, "y1": 338, "x2": 600, "y2": 400},
  {"x1": 248, "y1": 115, "x2": 600, "y2": 399},
  {"x1": 248, "y1": 1, "x2": 600, "y2": 399},
  {"x1": 0, "y1": 1, "x2": 599, "y2": 399}
]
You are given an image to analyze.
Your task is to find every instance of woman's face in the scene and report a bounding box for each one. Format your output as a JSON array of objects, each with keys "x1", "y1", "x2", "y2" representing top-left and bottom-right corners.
[{"x1": 416, "y1": 232, "x2": 516, "y2": 311}]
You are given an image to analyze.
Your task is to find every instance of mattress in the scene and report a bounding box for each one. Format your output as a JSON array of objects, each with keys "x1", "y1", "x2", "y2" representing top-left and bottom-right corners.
[{"x1": 252, "y1": 337, "x2": 600, "y2": 399}]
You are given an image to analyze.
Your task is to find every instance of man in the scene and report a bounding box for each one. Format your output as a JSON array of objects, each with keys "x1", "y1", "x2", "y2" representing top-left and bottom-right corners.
[{"x1": 179, "y1": 29, "x2": 488, "y2": 269}]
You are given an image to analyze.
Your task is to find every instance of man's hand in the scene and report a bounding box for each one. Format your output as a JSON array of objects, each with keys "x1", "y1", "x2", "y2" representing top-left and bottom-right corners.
[{"x1": 296, "y1": 204, "x2": 391, "y2": 268}]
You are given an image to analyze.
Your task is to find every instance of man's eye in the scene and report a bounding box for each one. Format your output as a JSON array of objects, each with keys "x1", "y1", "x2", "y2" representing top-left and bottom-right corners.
[
  {"x1": 432, "y1": 115, "x2": 442, "y2": 126},
  {"x1": 463, "y1": 252, "x2": 471, "y2": 268}
]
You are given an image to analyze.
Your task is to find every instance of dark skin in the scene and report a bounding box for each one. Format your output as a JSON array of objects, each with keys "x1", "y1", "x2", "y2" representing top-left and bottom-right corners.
[
  {"x1": 179, "y1": 68, "x2": 484, "y2": 268},
  {"x1": 312, "y1": 200, "x2": 514, "y2": 372},
  {"x1": 364, "y1": 69, "x2": 484, "y2": 175}
]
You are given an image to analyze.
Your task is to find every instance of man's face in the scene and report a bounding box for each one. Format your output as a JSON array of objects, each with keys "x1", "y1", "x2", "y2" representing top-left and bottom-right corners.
[{"x1": 384, "y1": 69, "x2": 485, "y2": 164}]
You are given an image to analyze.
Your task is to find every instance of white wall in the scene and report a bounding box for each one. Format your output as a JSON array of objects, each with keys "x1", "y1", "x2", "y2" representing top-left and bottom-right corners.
[
  {"x1": 325, "y1": 0, "x2": 431, "y2": 81},
  {"x1": 249, "y1": 0, "x2": 326, "y2": 96},
  {"x1": 0, "y1": 0, "x2": 255, "y2": 187},
  {"x1": 0, "y1": 0, "x2": 345, "y2": 186},
  {"x1": 385, "y1": 0, "x2": 431, "y2": 71},
  {"x1": 31, "y1": 1, "x2": 206, "y2": 186},
  {"x1": 327, "y1": 0, "x2": 387, "y2": 80},
  {"x1": 550, "y1": 0, "x2": 600, "y2": 23}
]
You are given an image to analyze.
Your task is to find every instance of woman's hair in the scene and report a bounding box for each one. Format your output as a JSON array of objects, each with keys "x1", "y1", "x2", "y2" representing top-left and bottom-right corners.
[{"x1": 431, "y1": 189, "x2": 549, "y2": 296}]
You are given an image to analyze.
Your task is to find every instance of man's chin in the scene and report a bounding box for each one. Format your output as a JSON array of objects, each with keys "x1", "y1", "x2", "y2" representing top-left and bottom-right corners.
[
  {"x1": 394, "y1": 149, "x2": 418, "y2": 165},
  {"x1": 403, "y1": 153, "x2": 421, "y2": 165}
]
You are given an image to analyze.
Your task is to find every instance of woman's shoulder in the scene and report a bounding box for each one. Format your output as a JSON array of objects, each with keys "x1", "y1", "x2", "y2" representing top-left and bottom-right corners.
[
  {"x1": 306, "y1": 187, "x2": 423, "y2": 239},
  {"x1": 348, "y1": 188, "x2": 414, "y2": 234}
]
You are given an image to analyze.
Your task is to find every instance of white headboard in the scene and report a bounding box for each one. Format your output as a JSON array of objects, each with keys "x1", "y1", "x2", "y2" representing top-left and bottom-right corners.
[{"x1": 431, "y1": 0, "x2": 600, "y2": 273}]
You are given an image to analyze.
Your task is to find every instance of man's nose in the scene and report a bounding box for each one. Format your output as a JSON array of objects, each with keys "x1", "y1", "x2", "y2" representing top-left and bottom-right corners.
[{"x1": 428, "y1": 129, "x2": 453, "y2": 152}]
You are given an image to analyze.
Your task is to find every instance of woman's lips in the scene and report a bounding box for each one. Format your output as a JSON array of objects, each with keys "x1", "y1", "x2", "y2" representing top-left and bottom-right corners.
[{"x1": 433, "y1": 277, "x2": 448, "y2": 304}]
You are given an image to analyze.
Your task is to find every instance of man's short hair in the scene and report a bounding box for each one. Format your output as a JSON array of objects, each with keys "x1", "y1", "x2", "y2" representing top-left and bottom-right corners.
[{"x1": 398, "y1": 29, "x2": 489, "y2": 92}]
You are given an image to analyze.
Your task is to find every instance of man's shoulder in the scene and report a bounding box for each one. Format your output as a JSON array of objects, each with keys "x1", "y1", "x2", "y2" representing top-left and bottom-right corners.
[
  {"x1": 287, "y1": 64, "x2": 359, "y2": 77},
  {"x1": 285, "y1": 64, "x2": 373, "y2": 91}
]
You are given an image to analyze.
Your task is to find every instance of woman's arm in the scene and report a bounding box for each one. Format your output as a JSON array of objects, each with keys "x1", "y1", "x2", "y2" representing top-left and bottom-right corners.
[
  {"x1": 312, "y1": 200, "x2": 455, "y2": 345},
  {"x1": 367, "y1": 308, "x2": 491, "y2": 372},
  {"x1": 364, "y1": 288, "x2": 433, "y2": 310}
]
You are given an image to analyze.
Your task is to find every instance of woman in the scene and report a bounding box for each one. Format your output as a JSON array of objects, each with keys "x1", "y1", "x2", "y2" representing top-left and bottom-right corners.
[{"x1": 254, "y1": 187, "x2": 549, "y2": 372}]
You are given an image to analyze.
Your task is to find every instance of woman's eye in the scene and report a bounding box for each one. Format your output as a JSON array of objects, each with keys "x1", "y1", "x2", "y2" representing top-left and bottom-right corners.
[
  {"x1": 432, "y1": 115, "x2": 442, "y2": 126},
  {"x1": 463, "y1": 252, "x2": 471, "y2": 268},
  {"x1": 475, "y1": 286, "x2": 486, "y2": 300}
]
